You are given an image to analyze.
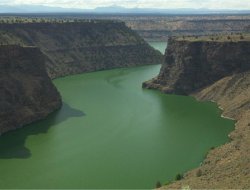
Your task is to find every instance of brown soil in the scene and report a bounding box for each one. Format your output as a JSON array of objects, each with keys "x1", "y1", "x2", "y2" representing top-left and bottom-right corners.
[{"x1": 161, "y1": 72, "x2": 250, "y2": 189}]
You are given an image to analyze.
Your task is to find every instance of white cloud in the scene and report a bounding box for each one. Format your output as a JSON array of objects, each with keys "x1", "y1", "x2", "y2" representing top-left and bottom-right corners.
[{"x1": 1, "y1": 0, "x2": 250, "y2": 10}]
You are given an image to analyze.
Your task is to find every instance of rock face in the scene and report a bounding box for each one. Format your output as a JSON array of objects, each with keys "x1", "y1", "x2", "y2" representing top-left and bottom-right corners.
[
  {"x1": 143, "y1": 38, "x2": 250, "y2": 188},
  {"x1": 0, "y1": 45, "x2": 62, "y2": 134},
  {"x1": 0, "y1": 22, "x2": 163, "y2": 78},
  {"x1": 143, "y1": 38, "x2": 250, "y2": 94},
  {"x1": 0, "y1": 21, "x2": 162, "y2": 134}
]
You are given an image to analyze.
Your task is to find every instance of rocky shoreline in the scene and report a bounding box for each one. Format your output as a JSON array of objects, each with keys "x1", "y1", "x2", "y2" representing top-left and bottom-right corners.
[
  {"x1": 143, "y1": 37, "x2": 250, "y2": 188},
  {"x1": 164, "y1": 72, "x2": 250, "y2": 189}
]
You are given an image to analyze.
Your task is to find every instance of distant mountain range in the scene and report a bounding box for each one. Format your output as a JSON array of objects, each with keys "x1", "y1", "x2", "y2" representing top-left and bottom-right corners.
[
  {"x1": 0, "y1": 5, "x2": 83, "y2": 13},
  {"x1": 93, "y1": 6, "x2": 250, "y2": 14},
  {"x1": 0, "y1": 5, "x2": 250, "y2": 14}
]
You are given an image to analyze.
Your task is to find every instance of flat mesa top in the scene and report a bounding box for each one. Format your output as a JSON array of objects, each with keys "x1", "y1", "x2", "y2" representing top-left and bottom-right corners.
[{"x1": 175, "y1": 34, "x2": 250, "y2": 42}]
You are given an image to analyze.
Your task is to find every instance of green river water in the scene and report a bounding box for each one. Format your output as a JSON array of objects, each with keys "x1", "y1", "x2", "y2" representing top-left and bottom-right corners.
[{"x1": 0, "y1": 42, "x2": 234, "y2": 189}]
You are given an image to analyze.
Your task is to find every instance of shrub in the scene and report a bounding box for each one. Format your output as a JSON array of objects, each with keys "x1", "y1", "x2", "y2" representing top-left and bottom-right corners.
[
  {"x1": 196, "y1": 169, "x2": 202, "y2": 177},
  {"x1": 175, "y1": 173, "x2": 183, "y2": 181},
  {"x1": 164, "y1": 181, "x2": 171, "y2": 186},
  {"x1": 156, "y1": 181, "x2": 162, "y2": 188}
]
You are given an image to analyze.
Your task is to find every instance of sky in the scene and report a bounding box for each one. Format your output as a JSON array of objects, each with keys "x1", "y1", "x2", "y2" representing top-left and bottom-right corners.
[{"x1": 0, "y1": 0, "x2": 250, "y2": 10}]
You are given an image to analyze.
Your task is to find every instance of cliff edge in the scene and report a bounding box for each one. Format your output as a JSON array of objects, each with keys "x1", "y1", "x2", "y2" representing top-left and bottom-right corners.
[
  {"x1": 143, "y1": 37, "x2": 250, "y2": 188},
  {"x1": 0, "y1": 21, "x2": 162, "y2": 134},
  {"x1": 0, "y1": 45, "x2": 62, "y2": 134},
  {"x1": 0, "y1": 21, "x2": 163, "y2": 78},
  {"x1": 143, "y1": 37, "x2": 250, "y2": 95}
]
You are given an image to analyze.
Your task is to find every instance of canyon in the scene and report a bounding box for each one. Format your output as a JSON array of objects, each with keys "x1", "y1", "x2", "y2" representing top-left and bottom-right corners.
[
  {"x1": 0, "y1": 17, "x2": 249, "y2": 188},
  {"x1": 143, "y1": 37, "x2": 250, "y2": 188},
  {"x1": 2, "y1": 14, "x2": 250, "y2": 41},
  {"x1": 0, "y1": 21, "x2": 163, "y2": 78},
  {"x1": 0, "y1": 21, "x2": 163, "y2": 134},
  {"x1": 0, "y1": 54, "x2": 233, "y2": 189}
]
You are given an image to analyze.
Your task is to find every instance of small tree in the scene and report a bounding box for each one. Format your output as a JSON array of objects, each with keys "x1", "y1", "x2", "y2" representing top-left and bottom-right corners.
[
  {"x1": 240, "y1": 35, "x2": 244, "y2": 40},
  {"x1": 156, "y1": 181, "x2": 162, "y2": 188},
  {"x1": 175, "y1": 173, "x2": 183, "y2": 181},
  {"x1": 227, "y1": 36, "x2": 231, "y2": 40}
]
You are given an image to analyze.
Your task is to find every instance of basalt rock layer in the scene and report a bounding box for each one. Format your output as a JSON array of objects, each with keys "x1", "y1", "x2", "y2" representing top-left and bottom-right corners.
[
  {"x1": 0, "y1": 45, "x2": 62, "y2": 134},
  {"x1": 0, "y1": 22, "x2": 163, "y2": 78},
  {"x1": 143, "y1": 38, "x2": 250, "y2": 95},
  {"x1": 0, "y1": 21, "x2": 162, "y2": 134}
]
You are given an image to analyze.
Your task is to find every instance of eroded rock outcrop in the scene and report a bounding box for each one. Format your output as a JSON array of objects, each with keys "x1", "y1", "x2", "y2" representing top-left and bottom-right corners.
[
  {"x1": 143, "y1": 38, "x2": 250, "y2": 94},
  {"x1": 0, "y1": 22, "x2": 163, "y2": 78},
  {"x1": 0, "y1": 45, "x2": 62, "y2": 134}
]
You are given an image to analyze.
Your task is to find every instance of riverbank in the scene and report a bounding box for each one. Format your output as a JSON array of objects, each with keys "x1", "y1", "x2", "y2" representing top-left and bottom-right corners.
[
  {"x1": 143, "y1": 37, "x2": 250, "y2": 188},
  {"x1": 0, "y1": 63, "x2": 234, "y2": 189},
  {"x1": 164, "y1": 72, "x2": 250, "y2": 189}
]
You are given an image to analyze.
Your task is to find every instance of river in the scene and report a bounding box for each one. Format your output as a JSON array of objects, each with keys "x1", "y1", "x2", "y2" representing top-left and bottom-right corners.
[{"x1": 0, "y1": 42, "x2": 234, "y2": 189}]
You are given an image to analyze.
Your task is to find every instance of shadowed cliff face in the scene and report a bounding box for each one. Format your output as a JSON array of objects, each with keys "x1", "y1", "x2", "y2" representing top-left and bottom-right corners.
[
  {"x1": 143, "y1": 38, "x2": 250, "y2": 94},
  {"x1": 0, "y1": 22, "x2": 163, "y2": 78},
  {"x1": 0, "y1": 45, "x2": 62, "y2": 134}
]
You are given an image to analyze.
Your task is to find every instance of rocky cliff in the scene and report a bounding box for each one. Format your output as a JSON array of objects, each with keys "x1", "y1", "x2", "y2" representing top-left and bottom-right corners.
[
  {"x1": 0, "y1": 45, "x2": 62, "y2": 134},
  {"x1": 143, "y1": 37, "x2": 250, "y2": 188},
  {"x1": 0, "y1": 21, "x2": 162, "y2": 134},
  {"x1": 0, "y1": 21, "x2": 163, "y2": 78},
  {"x1": 143, "y1": 38, "x2": 250, "y2": 95}
]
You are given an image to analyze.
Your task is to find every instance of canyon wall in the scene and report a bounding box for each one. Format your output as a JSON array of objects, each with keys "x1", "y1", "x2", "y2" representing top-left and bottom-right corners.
[
  {"x1": 0, "y1": 21, "x2": 162, "y2": 134},
  {"x1": 0, "y1": 45, "x2": 62, "y2": 134},
  {"x1": 0, "y1": 22, "x2": 163, "y2": 78},
  {"x1": 53, "y1": 15, "x2": 250, "y2": 41},
  {"x1": 143, "y1": 38, "x2": 250, "y2": 188},
  {"x1": 143, "y1": 38, "x2": 250, "y2": 95}
]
